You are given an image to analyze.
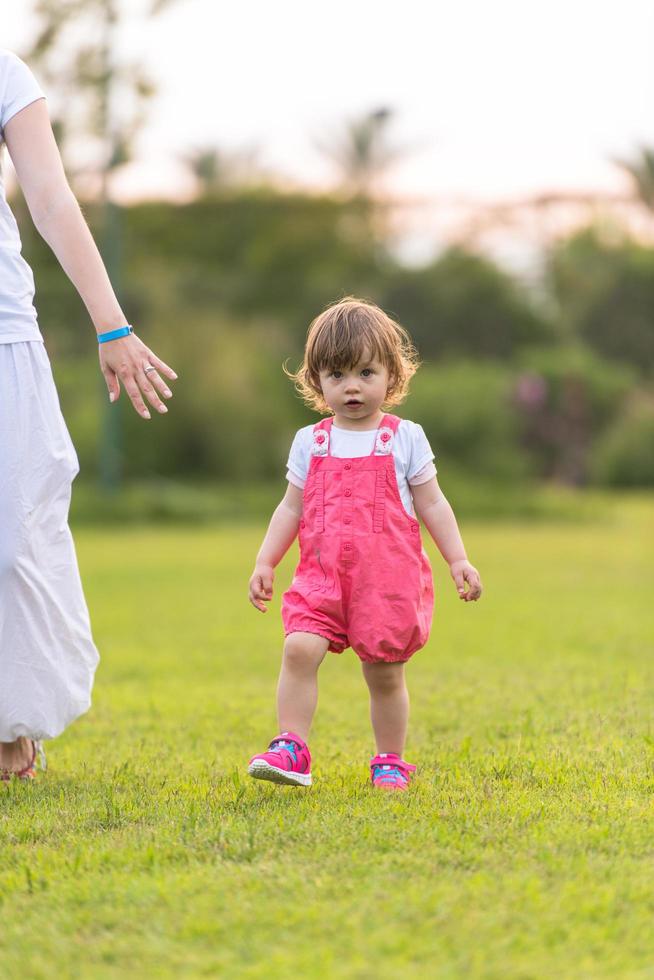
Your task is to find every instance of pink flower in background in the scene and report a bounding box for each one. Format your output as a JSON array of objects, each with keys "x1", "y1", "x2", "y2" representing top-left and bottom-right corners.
[{"x1": 515, "y1": 373, "x2": 548, "y2": 409}]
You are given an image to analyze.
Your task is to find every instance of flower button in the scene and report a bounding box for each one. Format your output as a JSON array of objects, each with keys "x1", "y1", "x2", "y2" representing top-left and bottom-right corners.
[
  {"x1": 313, "y1": 430, "x2": 329, "y2": 456},
  {"x1": 375, "y1": 426, "x2": 394, "y2": 455}
]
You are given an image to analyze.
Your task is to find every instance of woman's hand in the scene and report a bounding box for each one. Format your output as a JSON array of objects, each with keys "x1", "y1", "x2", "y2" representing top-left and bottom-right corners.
[
  {"x1": 249, "y1": 563, "x2": 275, "y2": 612},
  {"x1": 450, "y1": 559, "x2": 483, "y2": 601},
  {"x1": 5, "y1": 99, "x2": 177, "y2": 420},
  {"x1": 99, "y1": 333, "x2": 177, "y2": 419}
]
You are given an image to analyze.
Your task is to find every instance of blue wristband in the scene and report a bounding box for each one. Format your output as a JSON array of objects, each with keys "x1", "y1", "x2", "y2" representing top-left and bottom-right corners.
[{"x1": 97, "y1": 325, "x2": 133, "y2": 344}]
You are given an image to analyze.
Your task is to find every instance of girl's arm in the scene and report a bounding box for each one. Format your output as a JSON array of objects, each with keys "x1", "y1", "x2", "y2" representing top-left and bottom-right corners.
[
  {"x1": 411, "y1": 476, "x2": 482, "y2": 601},
  {"x1": 4, "y1": 99, "x2": 176, "y2": 419},
  {"x1": 249, "y1": 483, "x2": 304, "y2": 612}
]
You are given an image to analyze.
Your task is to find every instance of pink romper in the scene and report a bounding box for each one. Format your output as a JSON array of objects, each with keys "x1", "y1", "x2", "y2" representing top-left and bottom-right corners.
[{"x1": 282, "y1": 414, "x2": 434, "y2": 663}]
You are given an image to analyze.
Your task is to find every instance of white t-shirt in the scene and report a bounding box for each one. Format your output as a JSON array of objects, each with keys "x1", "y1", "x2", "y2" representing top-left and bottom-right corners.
[
  {"x1": 286, "y1": 418, "x2": 437, "y2": 516},
  {"x1": 0, "y1": 50, "x2": 45, "y2": 344}
]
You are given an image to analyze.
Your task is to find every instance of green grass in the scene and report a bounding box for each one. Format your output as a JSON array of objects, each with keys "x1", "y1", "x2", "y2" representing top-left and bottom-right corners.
[{"x1": 1, "y1": 496, "x2": 653, "y2": 978}]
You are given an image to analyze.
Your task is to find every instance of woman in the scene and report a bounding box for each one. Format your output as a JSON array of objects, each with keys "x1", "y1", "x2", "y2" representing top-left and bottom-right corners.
[{"x1": 0, "y1": 49, "x2": 176, "y2": 778}]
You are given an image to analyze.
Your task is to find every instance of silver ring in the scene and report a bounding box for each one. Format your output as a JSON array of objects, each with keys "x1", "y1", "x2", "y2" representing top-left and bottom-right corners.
[{"x1": 144, "y1": 365, "x2": 156, "y2": 374}]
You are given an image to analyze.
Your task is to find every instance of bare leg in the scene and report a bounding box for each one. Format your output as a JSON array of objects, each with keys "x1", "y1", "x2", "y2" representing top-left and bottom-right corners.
[
  {"x1": 0, "y1": 737, "x2": 34, "y2": 772},
  {"x1": 277, "y1": 632, "x2": 329, "y2": 741},
  {"x1": 361, "y1": 661, "x2": 409, "y2": 756}
]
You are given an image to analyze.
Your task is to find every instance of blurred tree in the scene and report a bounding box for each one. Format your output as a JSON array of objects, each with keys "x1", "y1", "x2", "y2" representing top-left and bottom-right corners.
[
  {"x1": 23, "y1": 0, "x2": 175, "y2": 188},
  {"x1": 22, "y1": 196, "x2": 652, "y2": 486},
  {"x1": 548, "y1": 229, "x2": 654, "y2": 375},
  {"x1": 514, "y1": 347, "x2": 633, "y2": 485},
  {"x1": 381, "y1": 248, "x2": 557, "y2": 361},
  {"x1": 318, "y1": 107, "x2": 402, "y2": 198},
  {"x1": 183, "y1": 146, "x2": 266, "y2": 195},
  {"x1": 119, "y1": 193, "x2": 380, "y2": 336},
  {"x1": 591, "y1": 393, "x2": 654, "y2": 486},
  {"x1": 615, "y1": 146, "x2": 654, "y2": 214},
  {"x1": 406, "y1": 362, "x2": 528, "y2": 482}
]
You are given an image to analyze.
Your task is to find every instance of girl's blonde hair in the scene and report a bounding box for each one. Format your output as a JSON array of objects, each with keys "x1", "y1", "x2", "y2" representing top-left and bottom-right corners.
[{"x1": 285, "y1": 297, "x2": 420, "y2": 414}]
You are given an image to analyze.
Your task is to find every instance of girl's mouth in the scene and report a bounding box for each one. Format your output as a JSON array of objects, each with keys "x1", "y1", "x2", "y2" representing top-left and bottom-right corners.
[{"x1": 345, "y1": 400, "x2": 362, "y2": 407}]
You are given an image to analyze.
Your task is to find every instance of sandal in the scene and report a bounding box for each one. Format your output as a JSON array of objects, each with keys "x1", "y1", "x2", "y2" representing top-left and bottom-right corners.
[{"x1": 0, "y1": 739, "x2": 46, "y2": 782}]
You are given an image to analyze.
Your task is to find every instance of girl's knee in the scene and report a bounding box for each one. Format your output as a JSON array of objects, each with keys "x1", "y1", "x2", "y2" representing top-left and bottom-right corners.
[
  {"x1": 283, "y1": 632, "x2": 328, "y2": 669},
  {"x1": 362, "y1": 660, "x2": 406, "y2": 692}
]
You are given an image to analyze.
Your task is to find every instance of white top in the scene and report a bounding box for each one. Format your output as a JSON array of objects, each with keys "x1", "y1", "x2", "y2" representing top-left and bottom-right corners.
[
  {"x1": 0, "y1": 50, "x2": 45, "y2": 344},
  {"x1": 286, "y1": 418, "x2": 437, "y2": 516}
]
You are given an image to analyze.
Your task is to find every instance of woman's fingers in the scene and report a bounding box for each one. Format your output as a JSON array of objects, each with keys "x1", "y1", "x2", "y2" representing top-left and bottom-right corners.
[
  {"x1": 142, "y1": 364, "x2": 173, "y2": 400},
  {"x1": 102, "y1": 366, "x2": 120, "y2": 403},
  {"x1": 120, "y1": 373, "x2": 152, "y2": 419},
  {"x1": 137, "y1": 369, "x2": 168, "y2": 414},
  {"x1": 146, "y1": 351, "x2": 177, "y2": 382},
  {"x1": 100, "y1": 335, "x2": 177, "y2": 419}
]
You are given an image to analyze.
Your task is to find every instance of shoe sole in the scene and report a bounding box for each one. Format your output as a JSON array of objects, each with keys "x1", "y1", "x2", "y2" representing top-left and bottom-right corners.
[{"x1": 247, "y1": 759, "x2": 312, "y2": 787}]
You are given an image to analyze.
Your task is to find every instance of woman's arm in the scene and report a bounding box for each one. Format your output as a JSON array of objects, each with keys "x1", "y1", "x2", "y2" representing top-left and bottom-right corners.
[
  {"x1": 248, "y1": 483, "x2": 304, "y2": 612},
  {"x1": 4, "y1": 99, "x2": 176, "y2": 419},
  {"x1": 411, "y1": 476, "x2": 482, "y2": 601}
]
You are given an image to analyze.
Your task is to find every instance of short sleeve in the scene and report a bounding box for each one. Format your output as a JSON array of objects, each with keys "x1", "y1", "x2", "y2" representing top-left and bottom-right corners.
[
  {"x1": 285, "y1": 427, "x2": 312, "y2": 489},
  {"x1": 409, "y1": 461, "x2": 437, "y2": 486},
  {"x1": 406, "y1": 422, "x2": 436, "y2": 482},
  {"x1": 1, "y1": 53, "x2": 45, "y2": 133}
]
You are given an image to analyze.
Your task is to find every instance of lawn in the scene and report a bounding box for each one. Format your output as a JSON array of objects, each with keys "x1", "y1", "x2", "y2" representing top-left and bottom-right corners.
[{"x1": 1, "y1": 496, "x2": 653, "y2": 979}]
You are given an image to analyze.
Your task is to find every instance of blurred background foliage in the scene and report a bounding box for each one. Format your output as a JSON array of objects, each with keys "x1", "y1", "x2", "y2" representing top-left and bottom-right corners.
[
  {"x1": 9, "y1": 0, "x2": 654, "y2": 520},
  {"x1": 18, "y1": 193, "x2": 653, "y2": 496}
]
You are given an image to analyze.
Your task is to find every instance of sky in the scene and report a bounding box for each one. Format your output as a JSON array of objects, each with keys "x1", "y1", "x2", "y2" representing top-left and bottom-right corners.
[
  {"x1": 5, "y1": 0, "x2": 654, "y2": 261},
  {"x1": 6, "y1": 0, "x2": 654, "y2": 197}
]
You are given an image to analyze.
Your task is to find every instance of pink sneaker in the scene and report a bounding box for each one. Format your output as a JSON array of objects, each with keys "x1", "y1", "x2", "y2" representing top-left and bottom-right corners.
[
  {"x1": 370, "y1": 753, "x2": 416, "y2": 791},
  {"x1": 248, "y1": 732, "x2": 312, "y2": 787}
]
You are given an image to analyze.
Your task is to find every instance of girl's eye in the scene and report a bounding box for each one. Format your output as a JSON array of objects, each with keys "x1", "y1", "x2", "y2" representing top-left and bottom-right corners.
[
  {"x1": 361, "y1": 369, "x2": 373, "y2": 377},
  {"x1": 331, "y1": 371, "x2": 342, "y2": 379}
]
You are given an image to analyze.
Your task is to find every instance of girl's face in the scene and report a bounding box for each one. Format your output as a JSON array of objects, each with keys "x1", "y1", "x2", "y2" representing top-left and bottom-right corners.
[{"x1": 318, "y1": 352, "x2": 391, "y2": 428}]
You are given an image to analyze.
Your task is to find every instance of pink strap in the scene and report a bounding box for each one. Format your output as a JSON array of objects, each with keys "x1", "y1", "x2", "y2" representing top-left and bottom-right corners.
[
  {"x1": 271, "y1": 731, "x2": 308, "y2": 752},
  {"x1": 310, "y1": 420, "x2": 331, "y2": 532},
  {"x1": 368, "y1": 413, "x2": 400, "y2": 456},
  {"x1": 370, "y1": 753, "x2": 416, "y2": 775},
  {"x1": 372, "y1": 415, "x2": 400, "y2": 531},
  {"x1": 312, "y1": 417, "x2": 333, "y2": 457},
  {"x1": 380, "y1": 414, "x2": 400, "y2": 430}
]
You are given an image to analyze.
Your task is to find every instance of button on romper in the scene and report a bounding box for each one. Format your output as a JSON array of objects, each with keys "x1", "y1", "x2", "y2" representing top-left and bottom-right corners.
[{"x1": 282, "y1": 414, "x2": 434, "y2": 663}]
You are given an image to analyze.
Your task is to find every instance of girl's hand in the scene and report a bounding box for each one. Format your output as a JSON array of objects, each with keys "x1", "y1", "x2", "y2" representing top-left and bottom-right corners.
[
  {"x1": 249, "y1": 564, "x2": 275, "y2": 612},
  {"x1": 450, "y1": 559, "x2": 482, "y2": 601},
  {"x1": 99, "y1": 333, "x2": 177, "y2": 419}
]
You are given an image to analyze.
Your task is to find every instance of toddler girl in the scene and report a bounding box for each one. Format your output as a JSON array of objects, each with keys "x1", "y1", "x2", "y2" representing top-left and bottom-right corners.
[{"x1": 247, "y1": 298, "x2": 481, "y2": 790}]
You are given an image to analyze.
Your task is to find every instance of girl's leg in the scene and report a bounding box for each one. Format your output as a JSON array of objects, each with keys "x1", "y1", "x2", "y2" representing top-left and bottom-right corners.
[
  {"x1": 277, "y1": 632, "x2": 329, "y2": 741},
  {"x1": 361, "y1": 661, "x2": 409, "y2": 756}
]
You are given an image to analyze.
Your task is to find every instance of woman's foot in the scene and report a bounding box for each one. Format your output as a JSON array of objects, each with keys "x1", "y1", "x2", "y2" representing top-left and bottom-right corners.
[
  {"x1": 370, "y1": 753, "x2": 416, "y2": 791},
  {"x1": 0, "y1": 738, "x2": 39, "y2": 781},
  {"x1": 248, "y1": 732, "x2": 312, "y2": 786}
]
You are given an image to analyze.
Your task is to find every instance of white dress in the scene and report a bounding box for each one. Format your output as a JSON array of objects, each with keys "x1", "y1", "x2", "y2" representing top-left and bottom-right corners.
[{"x1": 0, "y1": 50, "x2": 99, "y2": 741}]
